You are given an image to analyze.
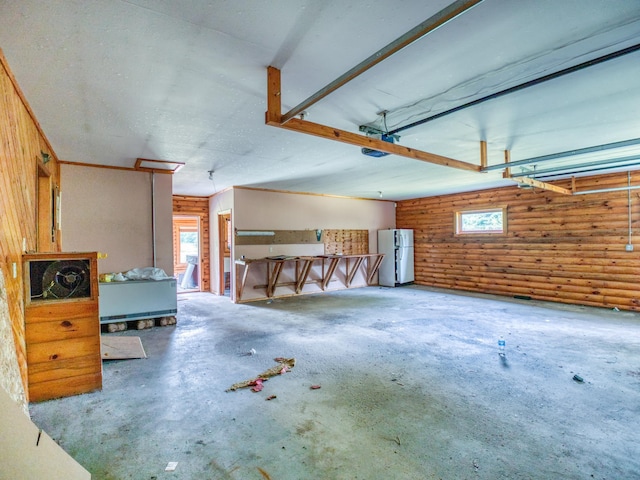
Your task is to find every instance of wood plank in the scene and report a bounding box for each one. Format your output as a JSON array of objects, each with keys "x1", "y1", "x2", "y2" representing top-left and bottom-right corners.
[
  {"x1": 24, "y1": 300, "x2": 99, "y2": 324},
  {"x1": 272, "y1": 117, "x2": 481, "y2": 172},
  {"x1": 26, "y1": 317, "x2": 99, "y2": 344},
  {"x1": 267, "y1": 260, "x2": 285, "y2": 297},
  {"x1": 27, "y1": 354, "x2": 102, "y2": 384},
  {"x1": 28, "y1": 372, "x2": 102, "y2": 402},
  {"x1": 26, "y1": 335, "x2": 101, "y2": 365},
  {"x1": 266, "y1": 66, "x2": 282, "y2": 124},
  {"x1": 345, "y1": 256, "x2": 364, "y2": 287},
  {"x1": 480, "y1": 140, "x2": 487, "y2": 169},
  {"x1": 295, "y1": 258, "x2": 315, "y2": 294},
  {"x1": 321, "y1": 257, "x2": 341, "y2": 290},
  {"x1": 366, "y1": 254, "x2": 385, "y2": 284}
]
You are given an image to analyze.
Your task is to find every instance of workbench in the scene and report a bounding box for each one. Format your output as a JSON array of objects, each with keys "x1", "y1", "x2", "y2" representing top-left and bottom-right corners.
[{"x1": 235, "y1": 253, "x2": 384, "y2": 303}]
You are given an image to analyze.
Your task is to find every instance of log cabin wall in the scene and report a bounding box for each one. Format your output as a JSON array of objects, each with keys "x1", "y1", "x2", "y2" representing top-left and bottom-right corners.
[
  {"x1": 397, "y1": 172, "x2": 640, "y2": 311},
  {"x1": 172, "y1": 196, "x2": 210, "y2": 292},
  {"x1": 0, "y1": 49, "x2": 62, "y2": 404}
]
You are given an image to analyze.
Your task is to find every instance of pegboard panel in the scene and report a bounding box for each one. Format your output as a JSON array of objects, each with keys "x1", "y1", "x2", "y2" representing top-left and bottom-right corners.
[{"x1": 323, "y1": 229, "x2": 369, "y2": 255}]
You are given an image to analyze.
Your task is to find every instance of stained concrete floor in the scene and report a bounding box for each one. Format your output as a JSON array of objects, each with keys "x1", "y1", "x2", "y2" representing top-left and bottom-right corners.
[{"x1": 30, "y1": 286, "x2": 640, "y2": 480}]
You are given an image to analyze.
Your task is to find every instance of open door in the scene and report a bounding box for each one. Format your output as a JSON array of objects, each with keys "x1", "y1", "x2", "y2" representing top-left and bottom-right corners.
[
  {"x1": 217, "y1": 212, "x2": 231, "y2": 296},
  {"x1": 173, "y1": 216, "x2": 200, "y2": 292}
]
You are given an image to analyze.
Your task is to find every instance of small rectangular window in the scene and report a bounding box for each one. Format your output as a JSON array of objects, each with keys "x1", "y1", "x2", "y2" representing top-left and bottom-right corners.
[{"x1": 455, "y1": 207, "x2": 506, "y2": 235}]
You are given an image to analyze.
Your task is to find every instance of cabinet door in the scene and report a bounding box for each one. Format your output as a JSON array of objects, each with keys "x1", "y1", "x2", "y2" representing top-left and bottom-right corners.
[{"x1": 25, "y1": 300, "x2": 102, "y2": 402}]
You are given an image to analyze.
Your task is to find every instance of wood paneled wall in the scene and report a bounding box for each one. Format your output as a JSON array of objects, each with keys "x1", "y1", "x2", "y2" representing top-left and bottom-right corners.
[
  {"x1": 397, "y1": 172, "x2": 640, "y2": 311},
  {"x1": 0, "y1": 49, "x2": 61, "y2": 401},
  {"x1": 172, "y1": 196, "x2": 210, "y2": 292}
]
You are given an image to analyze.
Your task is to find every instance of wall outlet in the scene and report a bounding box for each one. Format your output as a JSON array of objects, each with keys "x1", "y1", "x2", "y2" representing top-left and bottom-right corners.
[
  {"x1": 625, "y1": 244, "x2": 634, "y2": 252},
  {"x1": 22, "y1": 237, "x2": 27, "y2": 252},
  {"x1": 12, "y1": 262, "x2": 17, "y2": 278}
]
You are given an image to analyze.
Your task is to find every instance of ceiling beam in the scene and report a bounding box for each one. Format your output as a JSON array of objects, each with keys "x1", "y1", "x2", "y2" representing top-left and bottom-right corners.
[
  {"x1": 280, "y1": 118, "x2": 481, "y2": 172},
  {"x1": 279, "y1": 0, "x2": 484, "y2": 124},
  {"x1": 510, "y1": 176, "x2": 572, "y2": 195},
  {"x1": 265, "y1": 67, "x2": 480, "y2": 172}
]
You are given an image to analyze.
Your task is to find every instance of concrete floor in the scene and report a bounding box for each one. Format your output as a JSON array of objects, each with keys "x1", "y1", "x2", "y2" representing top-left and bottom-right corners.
[{"x1": 30, "y1": 286, "x2": 640, "y2": 480}]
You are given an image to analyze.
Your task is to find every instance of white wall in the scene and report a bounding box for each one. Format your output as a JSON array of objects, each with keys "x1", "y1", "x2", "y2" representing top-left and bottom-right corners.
[
  {"x1": 209, "y1": 188, "x2": 234, "y2": 295},
  {"x1": 226, "y1": 187, "x2": 396, "y2": 301},
  {"x1": 233, "y1": 187, "x2": 396, "y2": 259},
  {"x1": 60, "y1": 164, "x2": 173, "y2": 275},
  {"x1": 152, "y1": 173, "x2": 174, "y2": 276}
]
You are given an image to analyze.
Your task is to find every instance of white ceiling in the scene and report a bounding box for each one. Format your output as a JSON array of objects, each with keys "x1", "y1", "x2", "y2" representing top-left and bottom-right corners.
[{"x1": 1, "y1": 0, "x2": 640, "y2": 200}]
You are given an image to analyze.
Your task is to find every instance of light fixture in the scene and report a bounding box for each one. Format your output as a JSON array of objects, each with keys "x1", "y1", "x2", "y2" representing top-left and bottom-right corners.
[
  {"x1": 41, "y1": 151, "x2": 51, "y2": 164},
  {"x1": 208, "y1": 170, "x2": 214, "y2": 180},
  {"x1": 237, "y1": 230, "x2": 276, "y2": 237}
]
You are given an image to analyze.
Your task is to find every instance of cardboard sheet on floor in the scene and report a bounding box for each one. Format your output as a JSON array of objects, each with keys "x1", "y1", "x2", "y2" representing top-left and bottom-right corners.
[{"x1": 101, "y1": 336, "x2": 147, "y2": 360}]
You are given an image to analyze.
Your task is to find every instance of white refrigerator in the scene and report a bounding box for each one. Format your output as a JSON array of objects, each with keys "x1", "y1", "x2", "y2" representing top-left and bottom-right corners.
[{"x1": 378, "y1": 229, "x2": 414, "y2": 287}]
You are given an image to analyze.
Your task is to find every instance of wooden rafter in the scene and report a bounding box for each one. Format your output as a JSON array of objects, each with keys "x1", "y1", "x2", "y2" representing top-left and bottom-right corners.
[
  {"x1": 265, "y1": 67, "x2": 480, "y2": 173},
  {"x1": 510, "y1": 176, "x2": 572, "y2": 195}
]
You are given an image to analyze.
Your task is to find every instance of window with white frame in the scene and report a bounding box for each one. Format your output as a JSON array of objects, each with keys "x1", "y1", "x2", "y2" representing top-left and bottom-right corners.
[{"x1": 455, "y1": 207, "x2": 506, "y2": 235}]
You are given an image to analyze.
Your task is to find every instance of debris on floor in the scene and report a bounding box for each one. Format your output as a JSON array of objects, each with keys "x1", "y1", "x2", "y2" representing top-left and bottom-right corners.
[
  {"x1": 165, "y1": 461, "x2": 178, "y2": 472},
  {"x1": 266, "y1": 395, "x2": 277, "y2": 401},
  {"x1": 251, "y1": 378, "x2": 264, "y2": 392},
  {"x1": 257, "y1": 467, "x2": 272, "y2": 480},
  {"x1": 573, "y1": 374, "x2": 584, "y2": 383},
  {"x1": 310, "y1": 385, "x2": 321, "y2": 390},
  {"x1": 226, "y1": 357, "x2": 296, "y2": 391}
]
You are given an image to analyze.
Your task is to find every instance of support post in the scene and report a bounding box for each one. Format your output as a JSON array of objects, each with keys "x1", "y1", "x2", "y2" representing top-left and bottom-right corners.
[
  {"x1": 265, "y1": 66, "x2": 282, "y2": 125},
  {"x1": 480, "y1": 140, "x2": 487, "y2": 170},
  {"x1": 503, "y1": 150, "x2": 511, "y2": 178}
]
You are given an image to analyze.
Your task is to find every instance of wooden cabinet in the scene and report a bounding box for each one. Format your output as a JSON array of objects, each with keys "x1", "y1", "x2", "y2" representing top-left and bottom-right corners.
[{"x1": 23, "y1": 252, "x2": 102, "y2": 402}]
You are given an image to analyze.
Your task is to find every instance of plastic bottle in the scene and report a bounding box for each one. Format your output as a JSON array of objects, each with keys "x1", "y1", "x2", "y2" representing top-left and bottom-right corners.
[{"x1": 498, "y1": 336, "x2": 506, "y2": 357}]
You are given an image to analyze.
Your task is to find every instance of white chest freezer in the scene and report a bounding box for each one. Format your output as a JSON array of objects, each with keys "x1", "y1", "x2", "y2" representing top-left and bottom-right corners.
[{"x1": 99, "y1": 279, "x2": 177, "y2": 324}]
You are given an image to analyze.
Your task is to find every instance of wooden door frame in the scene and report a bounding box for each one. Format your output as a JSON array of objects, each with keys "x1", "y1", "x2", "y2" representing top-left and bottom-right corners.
[
  {"x1": 173, "y1": 215, "x2": 201, "y2": 292},
  {"x1": 217, "y1": 210, "x2": 231, "y2": 296}
]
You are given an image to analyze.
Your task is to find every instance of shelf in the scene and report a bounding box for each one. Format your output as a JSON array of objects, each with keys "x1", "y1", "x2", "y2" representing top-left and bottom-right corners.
[{"x1": 235, "y1": 253, "x2": 384, "y2": 303}]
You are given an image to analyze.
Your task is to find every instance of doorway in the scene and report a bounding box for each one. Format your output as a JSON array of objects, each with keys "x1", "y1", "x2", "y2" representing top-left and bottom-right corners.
[
  {"x1": 173, "y1": 216, "x2": 200, "y2": 292},
  {"x1": 218, "y1": 211, "x2": 231, "y2": 296}
]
